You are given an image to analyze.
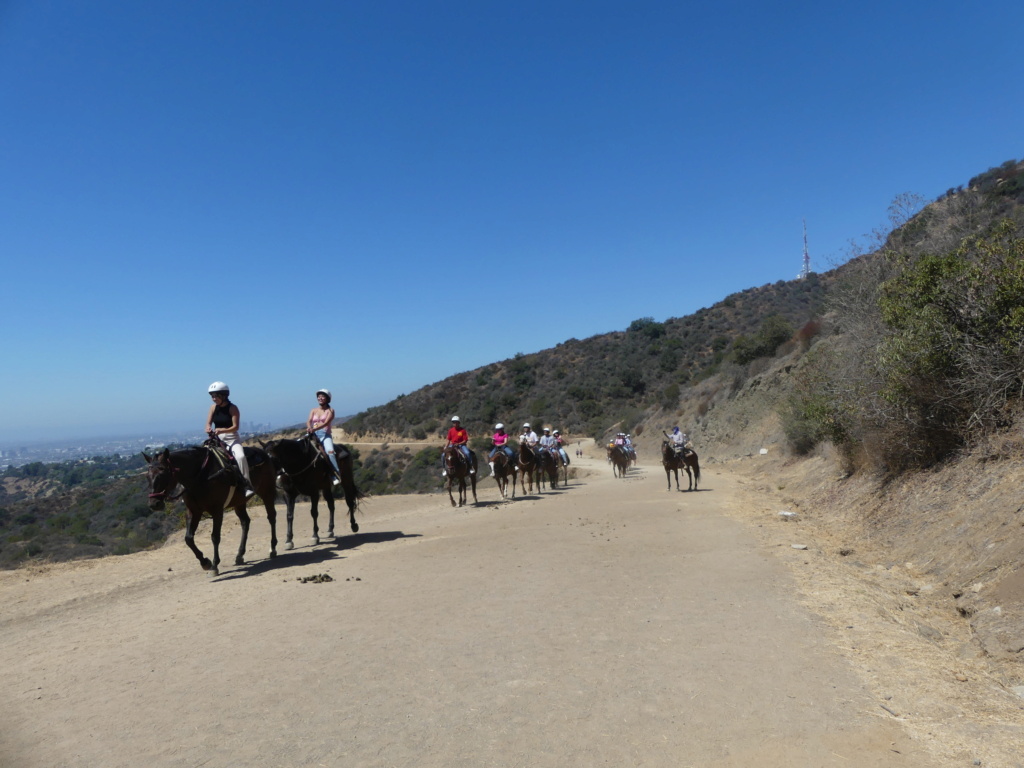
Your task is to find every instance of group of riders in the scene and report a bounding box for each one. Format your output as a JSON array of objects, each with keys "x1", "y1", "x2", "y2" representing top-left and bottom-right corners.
[
  {"x1": 202, "y1": 381, "x2": 694, "y2": 496},
  {"x1": 204, "y1": 381, "x2": 344, "y2": 499},
  {"x1": 443, "y1": 416, "x2": 571, "y2": 477}
]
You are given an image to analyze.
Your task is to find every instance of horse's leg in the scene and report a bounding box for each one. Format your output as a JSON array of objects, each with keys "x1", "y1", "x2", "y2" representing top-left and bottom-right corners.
[
  {"x1": 234, "y1": 503, "x2": 251, "y2": 566},
  {"x1": 263, "y1": 496, "x2": 278, "y2": 559},
  {"x1": 447, "y1": 476, "x2": 456, "y2": 507},
  {"x1": 284, "y1": 491, "x2": 297, "y2": 550},
  {"x1": 209, "y1": 510, "x2": 223, "y2": 576},
  {"x1": 324, "y1": 480, "x2": 336, "y2": 538},
  {"x1": 470, "y1": 472, "x2": 478, "y2": 505},
  {"x1": 182, "y1": 500, "x2": 213, "y2": 572},
  {"x1": 309, "y1": 490, "x2": 321, "y2": 545}
]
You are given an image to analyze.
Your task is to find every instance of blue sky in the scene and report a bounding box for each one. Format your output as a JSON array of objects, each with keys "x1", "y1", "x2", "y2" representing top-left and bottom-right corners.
[{"x1": 1, "y1": 0, "x2": 1022, "y2": 444}]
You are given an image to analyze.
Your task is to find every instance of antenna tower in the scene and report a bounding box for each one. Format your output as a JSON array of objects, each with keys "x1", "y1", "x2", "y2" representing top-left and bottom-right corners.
[{"x1": 799, "y1": 219, "x2": 810, "y2": 280}]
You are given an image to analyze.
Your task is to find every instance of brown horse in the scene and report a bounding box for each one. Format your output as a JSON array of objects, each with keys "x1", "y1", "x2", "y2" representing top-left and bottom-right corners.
[
  {"x1": 260, "y1": 434, "x2": 363, "y2": 548},
  {"x1": 607, "y1": 444, "x2": 630, "y2": 478},
  {"x1": 516, "y1": 442, "x2": 538, "y2": 495},
  {"x1": 144, "y1": 443, "x2": 279, "y2": 575},
  {"x1": 535, "y1": 448, "x2": 559, "y2": 490},
  {"x1": 443, "y1": 445, "x2": 477, "y2": 507},
  {"x1": 661, "y1": 440, "x2": 701, "y2": 491},
  {"x1": 490, "y1": 449, "x2": 517, "y2": 500}
]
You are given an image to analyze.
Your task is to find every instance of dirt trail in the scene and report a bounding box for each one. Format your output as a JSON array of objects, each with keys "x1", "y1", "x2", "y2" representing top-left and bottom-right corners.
[{"x1": 1, "y1": 445, "x2": 949, "y2": 767}]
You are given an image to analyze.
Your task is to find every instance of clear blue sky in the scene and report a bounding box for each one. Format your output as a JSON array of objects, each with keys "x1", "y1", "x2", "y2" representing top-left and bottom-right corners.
[{"x1": 2, "y1": 0, "x2": 1022, "y2": 444}]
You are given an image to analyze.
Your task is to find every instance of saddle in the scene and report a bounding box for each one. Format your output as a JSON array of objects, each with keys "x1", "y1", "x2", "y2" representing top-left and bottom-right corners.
[{"x1": 203, "y1": 439, "x2": 246, "y2": 486}]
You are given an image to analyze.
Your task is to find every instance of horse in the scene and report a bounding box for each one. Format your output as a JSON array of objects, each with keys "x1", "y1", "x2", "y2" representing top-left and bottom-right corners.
[
  {"x1": 516, "y1": 442, "x2": 538, "y2": 495},
  {"x1": 607, "y1": 444, "x2": 630, "y2": 478},
  {"x1": 260, "y1": 433, "x2": 363, "y2": 548},
  {"x1": 443, "y1": 445, "x2": 478, "y2": 507},
  {"x1": 535, "y1": 448, "x2": 559, "y2": 490},
  {"x1": 143, "y1": 443, "x2": 279, "y2": 575},
  {"x1": 490, "y1": 449, "x2": 517, "y2": 500}
]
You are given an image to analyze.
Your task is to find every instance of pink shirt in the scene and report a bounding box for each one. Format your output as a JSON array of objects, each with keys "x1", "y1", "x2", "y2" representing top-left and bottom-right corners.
[{"x1": 493, "y1": 431, "x2": 509, "y2": 446}]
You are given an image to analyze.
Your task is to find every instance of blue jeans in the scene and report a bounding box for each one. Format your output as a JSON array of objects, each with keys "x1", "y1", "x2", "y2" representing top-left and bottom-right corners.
[{"x1": 314, "y1": 429, "x2": 341, "y2": 474}]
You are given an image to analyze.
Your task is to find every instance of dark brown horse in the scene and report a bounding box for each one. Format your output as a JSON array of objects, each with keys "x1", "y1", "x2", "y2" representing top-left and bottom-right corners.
[
  {"x1": 607, "y1": 444, "x2": 630, "y2": 478},
  {"x1": 443, "y1": 445, "x2": 477, "y2": 507},
  {"x1": 490, "y1": 449, "x2": 517, "y2": 500},
  {"x1": 260, "y1": 434, "x2": 363, "y2": 548},
  {"x1": 516, "y1": 442, "x2": 538, "y2": 495},
  {"x1": 535, "y1": 448, "x2": 559, "y2": 490},
  {"x1": 144, "y1": 443, "x2": 279, "y2": 575},
  {"x1": 660, "y1": 441, "x2": 698, "y2": 491}
]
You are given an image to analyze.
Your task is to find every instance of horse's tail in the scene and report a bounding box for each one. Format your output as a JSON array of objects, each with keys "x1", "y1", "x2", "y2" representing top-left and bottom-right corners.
[{"x1": 691, "y1": 454, "x2": 701, "y2": 482}]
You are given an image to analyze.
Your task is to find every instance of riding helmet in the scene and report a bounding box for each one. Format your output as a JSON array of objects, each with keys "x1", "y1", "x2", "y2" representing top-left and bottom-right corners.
[
  {"x1": 451, "y1": 415, "x2": 460, "y2": 422},
  {"x1": 316, "y1": 388, "x2": 332, "y2": 403},
  {"x1": 495, "y1": 423, "x2": 504, "y2": 430},
  {"x1": 208, "y1": 381, "x2": 229, "y2": 395}
]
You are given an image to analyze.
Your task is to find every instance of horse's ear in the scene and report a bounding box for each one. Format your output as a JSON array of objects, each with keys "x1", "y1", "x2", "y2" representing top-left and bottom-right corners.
[
  {"x1": 161, "y1": 448, "x2": 171, "y2": 461},
  {"x1": 142, "y1": 452, "x2": 151, "y2": 463},
  {"x1": 258, "y1": 439, "x2": 266, "y2": 448}
]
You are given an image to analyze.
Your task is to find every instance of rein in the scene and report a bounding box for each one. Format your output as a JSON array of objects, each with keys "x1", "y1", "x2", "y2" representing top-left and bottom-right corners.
[
  {"x1": 148, "y1": 450, "x2": 209, "y2": 501},
  {"x1": 274, "y1": 436, "x2": 325, "y2": 479}
]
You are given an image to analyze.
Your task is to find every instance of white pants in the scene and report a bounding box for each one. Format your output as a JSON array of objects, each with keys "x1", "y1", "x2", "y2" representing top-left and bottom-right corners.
[{"x1": 219, "y1": 432, "x2": 251, "y2": 483}]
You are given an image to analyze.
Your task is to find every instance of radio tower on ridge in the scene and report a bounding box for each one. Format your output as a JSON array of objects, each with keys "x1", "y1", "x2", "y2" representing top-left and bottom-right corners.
[{"x1": 799, "y1": 219, "x2": 810, "y2": 280}]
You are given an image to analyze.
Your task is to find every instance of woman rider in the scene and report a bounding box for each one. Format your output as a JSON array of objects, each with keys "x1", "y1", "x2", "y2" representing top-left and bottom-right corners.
[
  {"x1": 488, "y1": 423, "x2": 516, "y2": 476},
  {"x1": 205, "y1": 381, "x2": 254, "y2": 498},
  {"x1": 307, "y1": 388, "x2": 342, "y2": 486}
]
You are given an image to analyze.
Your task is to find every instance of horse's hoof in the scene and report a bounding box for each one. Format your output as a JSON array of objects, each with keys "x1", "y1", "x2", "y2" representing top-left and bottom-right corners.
[
  {"x1": 284, "y1": 541, "x2": 294, "y2": 551},
  {"x1": 312, "y1": 536, "x2": 320, "y2": 545},
  {"x1": 350, "y1": 522, "x2": 359, "y2": 533},
  {"x1": 269, "y1": 550, "x2": 277, "y2": 559},
  {"x1": 326, "y1": 529, "x2": 335, "y2": 538},
  {"x1": 200, "y1": 558, "x2": 213, "y2": 571},
  {"x1": 235, "y1": 556, "x2": 245, "y2": 566}
]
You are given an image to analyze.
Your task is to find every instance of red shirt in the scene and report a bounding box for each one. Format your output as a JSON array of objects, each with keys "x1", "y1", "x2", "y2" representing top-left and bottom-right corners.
[{"x1": 447, "y1": 426, "x2": 468, "y2": 445}]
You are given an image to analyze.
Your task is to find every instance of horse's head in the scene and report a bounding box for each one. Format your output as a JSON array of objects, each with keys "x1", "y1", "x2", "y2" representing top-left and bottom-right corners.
[{"x1": 143, "y1": 448, "x2": 176, "y2": 511}]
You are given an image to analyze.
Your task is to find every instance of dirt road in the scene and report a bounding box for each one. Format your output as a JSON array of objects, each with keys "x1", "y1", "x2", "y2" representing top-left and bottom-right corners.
[{"x1": 1, "y1": 447, "x2": 941, "y2": 767}]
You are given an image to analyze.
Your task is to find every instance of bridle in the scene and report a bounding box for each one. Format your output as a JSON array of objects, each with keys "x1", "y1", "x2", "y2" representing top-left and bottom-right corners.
[{"x1": 271, "y1": 435, "x2": 326, "y2": 479}]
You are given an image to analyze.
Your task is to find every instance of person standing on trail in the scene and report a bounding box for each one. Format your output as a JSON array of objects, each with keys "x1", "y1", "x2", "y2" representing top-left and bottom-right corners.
[
  {"x1": 443, "y1": 416, "x2": 474, "y2": 476},
  {"x1": 307, "y1": 388, "x2": 342, "y2": 486},
  {"x1": 204, "y1": 381, "x2": 255, "y2": 498}
]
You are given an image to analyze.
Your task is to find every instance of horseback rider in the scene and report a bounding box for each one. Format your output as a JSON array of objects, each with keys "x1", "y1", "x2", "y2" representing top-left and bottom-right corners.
[
  {"x1": 539, "y1": 427, "x2": 557, "y2": 456},
  {"x1": 307, "y1": 388, "x2": 342, "y2": 486},
  {"x1": 666, "y1": 426, "x2": 692, "y2": 458},
  {"x1": 204, "y1": 381, "x2": 255, "y2": 498},
  {"x1": 488, "y1": 423, "x2": 516, "y2": 476},
  {"x1": 443, "y1": 415, "x2": 474, "y2": 476},
  {"x1": 519, "y1": 422, "x2": 539, "y2": 447},
  {"x1": 552, "y1": 429, "x2": 570, "y2": 465}
]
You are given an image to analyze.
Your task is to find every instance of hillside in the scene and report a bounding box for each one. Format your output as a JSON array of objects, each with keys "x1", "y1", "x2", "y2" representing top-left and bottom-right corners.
[{"x1": 343, "y1": 273, "x2": 828, "y2": 442}]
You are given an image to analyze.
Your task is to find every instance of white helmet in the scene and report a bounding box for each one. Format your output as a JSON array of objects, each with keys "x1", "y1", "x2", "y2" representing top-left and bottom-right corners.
[
  {"x1": 553, "y1": 429, "x2": 561, "y2": 435},
  {"x1": 208, "y1": 381, "x2": 229, "y2": 394},
  {"x1": 522, "y1": 422, "x2": 531, "y2": 428},
  {"x1": 316, "y1": 388, "x2": 332, "y2": 401},
  {"x1": 495, "y1": 423, "x2": 504, "y2": 430},
  {"x1": 543, "y1": 427, "x2": 551, "y2": 432},
  {"x1": 451, "y1": 415, "x2": 461, "y2": 422}
]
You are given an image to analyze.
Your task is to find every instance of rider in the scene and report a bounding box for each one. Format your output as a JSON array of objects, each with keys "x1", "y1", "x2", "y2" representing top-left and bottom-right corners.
[
  {"x1": 539, "y1": 427, "x2": 557, "y2": 456},
  {"x1": 519, "y1": 422, "x2": 539, "y2": 448},
  {"x1": 307, "y1": 388, "x2": 342, "y2": 486},
  {"x1": 668, "y1": 426, "x2": 685, "y2": 455},
  {"x1": 552, "y1": 429, "x2": 570, "y2": 464},
  {"x1": 488, "y1": 423, "x2": 516, "y2": 476},
  {"x1": 204, "y1": 381, "x2": 255, "y2": 498},
  {"x1": 443, "y1": 415, "x2": 474, "y2": 476}
]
